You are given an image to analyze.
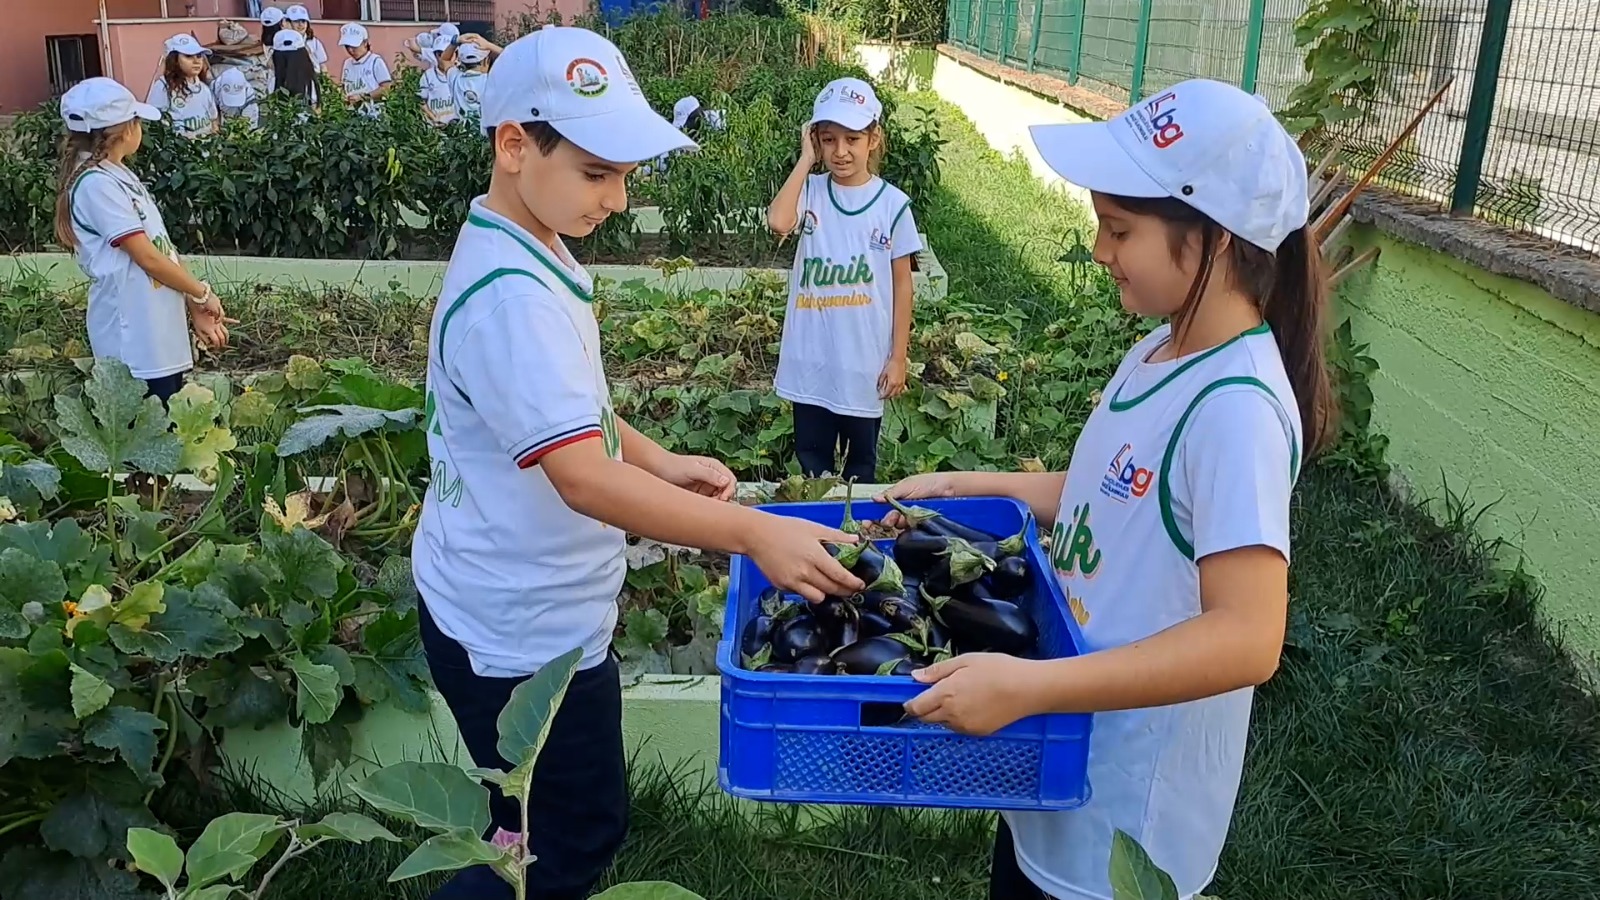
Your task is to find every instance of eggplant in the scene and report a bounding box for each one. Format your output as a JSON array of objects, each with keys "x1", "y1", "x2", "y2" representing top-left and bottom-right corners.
[
  {"x1": 922, "y1": 537, "x2": 997, "y2": 597},
  {"x1": 813, "y1": 595, "x2": 859, "y2": 647},
  {"x1": 757, "y1": 586, "x2": 785, "y2": 616},
  {"x1": 923, "y1": 584, "x2": 1038, "y2": 656},
  {"x1": 893, "y1": 529, "x2": 955, "y2": 577},
  {"x1": 856, "y1": 610, "x2": 897, "y2": 638},
  {"x1": 756, "y1": 662, "x2": 795, "y2": 673},
  {"x1": 869, "y1": 590, "x2": 931, "y2": 634},
  {"x1": 740, "y1": 614, "x2": 775, "y2": 660},
  {"x1": 794, "y1": 654, "x2": 842, "y2": 675},
  {"x1": 831, "y1": 634, "x2": 920, "y2": 675},
  {"x1": 882, "y1": 658, "x2": 925, "y2": 677},
  {"x1": 771, "y1": 615, "x2": 830, "y2": 663},
  {"x1": 885, "y1": 496, "x2": 1000, "y2": 544},
  {"x1": 829, "y1": 539, "x2": 905, "y2": 594},
  {"x1": 985, "y1": 555, "x2": 1031, "y2": 599}
]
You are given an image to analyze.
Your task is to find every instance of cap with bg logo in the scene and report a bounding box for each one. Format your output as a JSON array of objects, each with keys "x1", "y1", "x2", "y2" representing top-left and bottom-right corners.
[
  {"x1": 477, "y1": 25, "x2": 695, "y2": 163},
  {"x1": 1028, "y1": 78, "x2": 1308, "y2": 252}
]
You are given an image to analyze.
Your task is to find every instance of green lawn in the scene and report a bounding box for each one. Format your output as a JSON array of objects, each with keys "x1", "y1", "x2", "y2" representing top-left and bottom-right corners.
[{"x1": 189, "y1": 97, "x2": 1600, "y2": 900}]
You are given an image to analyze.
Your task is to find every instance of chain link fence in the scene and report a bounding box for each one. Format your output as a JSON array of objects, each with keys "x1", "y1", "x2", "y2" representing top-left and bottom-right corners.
[{"x1": 945, "y1": 0, "x2": 1600, "y2": 252}]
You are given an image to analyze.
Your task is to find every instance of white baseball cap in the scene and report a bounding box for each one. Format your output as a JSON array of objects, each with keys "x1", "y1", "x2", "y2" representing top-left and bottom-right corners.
[
  {"x1": 339, "y1": 22, "x2": 368, "y2": 47},
  {"x1": 60, "y1": 77, "x2": 161, "y2": 132},
  {"x1": 165, "y1": 34, "x2": 211, "y2": 57},
  {"x1": 260, "y1": 6, "x2": 284, "y2": 25},
  {"x1": 1029, "y1": 79, "x2": 1309, "y2": 252},
  {"x1": 808, "y1": 77, "x2": 881, "y2": 131},
  {"x1": 213, "y1": 67, "x2": 252, "y2": 107},
  {"x1": 435, "y1": 22, "x2": 461, "y2": 40},
  {"x1": 273, "y1": 29, "x2": 306, "y2": 52},
  {"x1": 671, "y1": 95, "x2": 701, "y2": 129},
  {"x1": 457, "y1": 43, "x2": 487, "y2": 65},
  {"x1": 478, "y1": 25, "x2": 695, "y2": 163},
  {"x1": 285, "y1": 4, "x2": 310, "y2": 21}
]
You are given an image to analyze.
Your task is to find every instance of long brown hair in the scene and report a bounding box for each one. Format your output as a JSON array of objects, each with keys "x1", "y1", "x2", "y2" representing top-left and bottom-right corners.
[
  {"x1": 162, "y1": 51, "x2": 209, "y2": 98},
  {"x1": 1108, "y1": 194, "x2": 1335, "y2": 456},
  {"x1": 54, "y1": 123, "x2": 137, "y2": 250}
]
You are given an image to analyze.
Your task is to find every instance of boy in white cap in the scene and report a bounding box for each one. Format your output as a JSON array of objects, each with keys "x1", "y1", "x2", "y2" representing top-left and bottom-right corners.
[
  {"x1": 451, "y1": 42, "x2": 490, "y2": 122},
  {"x1": 54, "y1": 78, "x2": 233, "y2": 405},
  {"x1": 211, "y1": 67, "x2": 260, "y2": 128},
  {"x1": 147, "y1": 34, "x2": 218, "y2": 138},
  {"x1": 412, "y1": 25, "x2": 863, "y2": 900},
  {"x1": 337, "y1": 22, "x2": 391, "y2": 116},
  {"x1": 883, "y1": 78, "x2": 1324, "y2": 900},
  {"x1": 282, "y1": 5, "x2": 326, "y2": 71}
]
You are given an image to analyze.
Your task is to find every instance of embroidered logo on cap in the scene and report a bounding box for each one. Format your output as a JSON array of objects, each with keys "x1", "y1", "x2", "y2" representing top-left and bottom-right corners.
[
  {"x1": 1127, "y1": 90, "x2": 1185, "y2": 149},
  {"x1": 566, "y1": 58, "x2": 608, "y2": 97}
]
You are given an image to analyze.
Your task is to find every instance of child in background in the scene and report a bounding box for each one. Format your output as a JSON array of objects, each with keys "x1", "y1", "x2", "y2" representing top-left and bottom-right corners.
[
  {"x1": 147, "y1": 35, "x2": 219, "y2": 138},
  {"x1": 55, "y1": 78, "x2": 233, "y2": 405},
  {"x1": 212, "y1": 67, "x2": 260, "y2": 127},
  {"x1": 766, "y1": 77, "x2": 920, "y2": 482},
  {"x1": 885, "y1": 79, "x2": 1328, "y2": 900},
  {"x1": 260, "y1": 6, "x2": 285, "y2": 54},
  {"x1": 337, "y1": 22, "x2": 392, "y2": 116},
  {"x1": 451, "y1": 43, "x2": 490, "y2": 123},
  {"x1": 413, "y1": 26, "x2": 862, "y2": 900},
  {"x1": 418, "y1": 37, "x2": 458, "y2": 127},
  {"x1": 283, "y1": 6, "x2": 327, "y2": 72},
  {"x1": 271, "y1": 30, "x2": 319, "y2": 107}
]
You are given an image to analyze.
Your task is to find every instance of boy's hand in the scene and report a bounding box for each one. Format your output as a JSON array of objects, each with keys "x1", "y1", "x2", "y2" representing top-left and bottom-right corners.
[
  {"x1": 662, "y1": 454, "x2": 736, "y2": 502},
  {"x1": 878, "y1": 355, "x2": 907, "y2": 399},
  {"x1": 904, "y1": 653, "x2": 1041, "y2": 735},
  {"x1": 746, "y1": 515, "x2": 863, "y2": 603}
]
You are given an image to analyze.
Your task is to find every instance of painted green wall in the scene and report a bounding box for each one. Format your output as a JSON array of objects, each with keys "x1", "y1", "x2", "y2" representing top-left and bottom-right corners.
[{"x1": 1340, "y1": 227, "x2": 1600, "y2": 660}]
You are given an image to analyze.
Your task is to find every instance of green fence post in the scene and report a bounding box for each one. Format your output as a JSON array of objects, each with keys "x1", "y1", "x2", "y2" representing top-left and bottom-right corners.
[
  {"x1": 1242, "y1": 0, "x2": 1267, "y2": 93},
  {"x1": 977, "y1": 0, "x2": 990, "y2": 56},
  {"x1": 1026, "y1": 0, "x2": 1045, "y2": 71},
  {"x1": 1452, "y1": 0, "x2": 1512, "y2": 216},
  {"x1": 1066, "y1": 0, "x2": 1087, "y2": 84},
  {"x1": 1001, "y1": 0, "x2": 1017, "y2": 62},
  {"x1": 1130, "y1": 0, "x2": 1155, "y2": 102}
]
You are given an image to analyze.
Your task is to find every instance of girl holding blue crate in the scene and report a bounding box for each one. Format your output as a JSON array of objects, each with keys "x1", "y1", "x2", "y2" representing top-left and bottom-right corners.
[{"x1": 881, "y1": 79, "x2": 1332, "y2": 900}]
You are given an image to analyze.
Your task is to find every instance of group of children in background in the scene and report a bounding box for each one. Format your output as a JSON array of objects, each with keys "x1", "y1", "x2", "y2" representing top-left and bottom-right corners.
[{"x1": 58, "y1": 19, "x2": 1323, "y2": 900}]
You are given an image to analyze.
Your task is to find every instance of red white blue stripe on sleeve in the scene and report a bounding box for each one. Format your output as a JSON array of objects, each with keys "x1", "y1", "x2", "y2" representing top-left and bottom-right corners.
[{"x1": 513, "y1": 423, "x2": 602, "y2": 469}]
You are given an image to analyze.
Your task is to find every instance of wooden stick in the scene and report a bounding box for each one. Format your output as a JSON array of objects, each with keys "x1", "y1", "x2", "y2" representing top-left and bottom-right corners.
[
  {"x1": 1311, "y1": 165, "x2": 1345, "y2": 214},
  {"x1": 1314, "y1": 76, "x2": 1457, "y2": 240},
  {"x1": 1329, "y1": 246, "x2": 1382, "y2": 289},
  {"x1": 1321, "y1": 215, "x2": 1356, "y2": 255}
]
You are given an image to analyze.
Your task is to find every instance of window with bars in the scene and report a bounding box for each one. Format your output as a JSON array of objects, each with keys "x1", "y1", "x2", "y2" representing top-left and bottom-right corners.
[
  {"x1": 377, "y1": 0, "x2": 493, "y2": 21},
  {"x1": 47, "y1": 35, "x2": 104, "y2": 97}
]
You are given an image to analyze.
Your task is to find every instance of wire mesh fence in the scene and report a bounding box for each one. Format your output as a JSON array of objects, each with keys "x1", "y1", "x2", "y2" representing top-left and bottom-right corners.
[{"x1": 944, "y1": 0, "x2": 1600, "y2": 252}]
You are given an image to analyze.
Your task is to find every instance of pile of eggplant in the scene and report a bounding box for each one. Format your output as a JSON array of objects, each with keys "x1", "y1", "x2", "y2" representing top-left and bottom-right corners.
[{"x1": 741, "y1": 494, "x2": 1041, "y2": 677}]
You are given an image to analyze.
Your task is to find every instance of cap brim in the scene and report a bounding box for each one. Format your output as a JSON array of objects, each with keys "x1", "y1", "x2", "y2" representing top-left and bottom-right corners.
[
  {"x1": 1028, "y1": 122, "x2": 1166, "y2": 198},
  {"x1": 339, "y1": 38, "x2": 361, "y2": 46},
  {"x1": 134, "y1": 102, "x2": 161, "y2": 122},
  {"x1": 808, "y1": 108, "x2": 876, "y2": 131},
  {"x1": 554, "y1": 111, "x2": 697, "y2": 164}
]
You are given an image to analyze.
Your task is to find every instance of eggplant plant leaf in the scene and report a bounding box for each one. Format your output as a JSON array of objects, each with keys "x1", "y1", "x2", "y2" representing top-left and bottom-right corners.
[
  {"x1": 1109, "y1": 829, "x2": 1179, "y2": 900},
  {"x1": 352, "y1": 761, "x2": 491, "y2": 836},
  {"x1": 53, "y1": 358, "x2": 181, "y2": 474},
  {"x1": 184, "y1": 812, "x2": 284, "y2": 889},
  {"x1": 295, "y1": 811, "x2": 400, "y2": 844},
  {"x1": 495, "y1": 646, "x2": 582, "y2": 787},
  {"x1": 388, "y1": 830, "x2": 506, "y2": 882}
]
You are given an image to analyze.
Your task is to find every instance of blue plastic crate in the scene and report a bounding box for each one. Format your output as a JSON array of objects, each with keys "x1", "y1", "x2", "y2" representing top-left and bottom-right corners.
[{"x1": 717, "y1": 496, "x2": 1093, "y2": 811}]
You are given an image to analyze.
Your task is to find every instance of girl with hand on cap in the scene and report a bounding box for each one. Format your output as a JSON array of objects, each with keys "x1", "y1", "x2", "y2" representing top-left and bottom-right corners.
[
  {"x1": 53, "y1": 78, "x2": 235, "y2": 407},
  {"x1": 147, "y1": 34, "x2": 219, "y2": 138},
  {"x1": 451, "y1": 42, "x2": 490, "y2": 123},
  {"x1": 883, "y1": 79, "x2": 1330, "y2": 900},
  {"x1": 283, "y1": 6, "x2": 327, "y2": 72},
  {"x1": 337, "y1": 22, "x2": 392, "y2": 116},
  {"x1": 417, "y1": 33, "x2": 459, "y2": 127}
]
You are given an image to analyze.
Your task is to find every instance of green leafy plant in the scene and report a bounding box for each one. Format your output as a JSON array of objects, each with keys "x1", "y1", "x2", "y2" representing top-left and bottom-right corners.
[
  {"x1": 350, "y1": 646, "x2": 707, "y2": 900},
  {"x1": 1278, "y1": 0, "x2": 1416, "y2": 137}
]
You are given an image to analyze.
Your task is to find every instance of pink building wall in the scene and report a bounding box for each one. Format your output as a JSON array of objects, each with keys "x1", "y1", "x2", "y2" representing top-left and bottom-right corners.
[{"x1": 4, "y1": 0, "x2": 582, "y2": 115}]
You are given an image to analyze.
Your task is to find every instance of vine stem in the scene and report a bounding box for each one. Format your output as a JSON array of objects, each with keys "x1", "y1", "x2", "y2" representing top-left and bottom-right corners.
[
  {"x1": 252, "y1": 833, "x2": 323, "y2": 900},
  {"x1": 0, "y1": 813, "x2": 45, "y2": 838},
  {"x1": 144, "y1": 669, "x2": 182, "y2": 806}
]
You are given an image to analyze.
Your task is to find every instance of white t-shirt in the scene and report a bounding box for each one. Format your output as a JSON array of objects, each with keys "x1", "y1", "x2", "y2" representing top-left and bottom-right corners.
[
  {"x1": 774, "y1": 174, "x2": 921, "y2": 419},
  {"x1": 412, "y1": 198, "x2": 626, "y2": 677},
  {"x1": 452, "y1": 68, "x2": 488, "y2": 121},
  {"x1": 419, "y1": 66, "x2": 458, "y2": 126},
  {"x1": 341, "y1": 50, "x2": 391, "y2": 117},
  {"x1": 146, "y1": 78, "x2": 218, "y2": 138},
  {"x1": 67, "y1": 162, "x2": 194, "y2": 380},
  {"x1": 306, "y1": 36, "x2": 329, "y2": 71},
  {"x1": 1006, "y1": 323, "x2": 1301, "y2": 900}
]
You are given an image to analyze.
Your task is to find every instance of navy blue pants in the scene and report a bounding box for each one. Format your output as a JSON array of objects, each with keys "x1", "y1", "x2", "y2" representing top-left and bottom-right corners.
[
  {"x1": 144, "y1": 371, "x2": 188, "y2": 408},
  {"x1": 792, "y1": 402, "x2": 881, "y2": 483},
  {"x1": 418, "y1": 600, "x2": 628, "y2": 900},
  {"x1": 991, "y1": 818, "x2": 1055, "y2": 899}
]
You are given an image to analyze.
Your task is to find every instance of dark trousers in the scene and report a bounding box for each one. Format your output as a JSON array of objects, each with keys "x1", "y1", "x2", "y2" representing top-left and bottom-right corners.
[
  {"x1": 418, "y1": 600, "x2": 629, "y2": 900},
  {"x1": 990, "y1": 817, "x2": 1056, "y2": 900},
  {"x1": 793, "y1": 402, "x2": 881, "y2": 483},
  {"x1": 144, "y1": 371, "x2": 189, "y2": 408}
]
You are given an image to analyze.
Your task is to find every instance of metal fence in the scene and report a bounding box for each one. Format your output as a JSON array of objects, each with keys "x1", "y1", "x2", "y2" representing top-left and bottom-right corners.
[{"x1": 945, "y1": 0, "x2": 1600, "y2": 252}]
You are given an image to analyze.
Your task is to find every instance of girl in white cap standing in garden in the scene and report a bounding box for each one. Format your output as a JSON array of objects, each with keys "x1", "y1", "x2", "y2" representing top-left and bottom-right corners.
[
  {"x1": 882, "y1": 78, "x2": 1332, "y2": 900},
  {"x1": 270, "y1": 29, "x2": 318, "y2": 108},
  {"x1": 283, "y1": 5, "x2": 327, "y2": 72},
  {"x1": 767, "y1": 76, "x2": 922, "y2": 483},
  {"x1": 211, "y1": 67, "x2": 259, "y2": 128},
  {"x1": 54, "y1": 78, "x2": 233, "y2": 407},
  {"x1": 337, "y1": 22, "x2": 392, "y2": 116},
  {"x1": 451, "y1": 42, "x2": 491, "y2": 124},
  {"x1": 147, "y1": 34, "x2": 218, "y2": 138}
]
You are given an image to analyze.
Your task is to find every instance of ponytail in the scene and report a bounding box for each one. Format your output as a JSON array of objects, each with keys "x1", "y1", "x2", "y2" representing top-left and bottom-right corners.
[
  {"x1": 53, "y1": 127, "x2": 125, "y2": 250},
  {"x1": 1103, "y1": 193, "x2": 1337, "y2": 458},
  {"x1": 1261, "y1": 226, "x2": 1335, "y2": 457}
]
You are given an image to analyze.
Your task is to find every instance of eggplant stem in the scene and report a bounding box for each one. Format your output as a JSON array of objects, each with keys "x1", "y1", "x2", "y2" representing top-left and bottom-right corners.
[
  {"x1": 840, "y1": 478, "x2": 860, "y2": 535},
  {"x1": 885, "y1": 495, "x2": 940, "y2": 527}
]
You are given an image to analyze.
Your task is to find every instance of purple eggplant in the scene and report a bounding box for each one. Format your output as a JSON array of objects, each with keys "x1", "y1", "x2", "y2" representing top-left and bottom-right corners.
[
  {"x1": 740, "y1": 614, "x2": 775, "y2": 659},
  {"x1": 771, "y1": 614, "x2": 830, "y2": 663},
  {"x1": 828, "y1": 539, "x2": 905, "y2": 594},
  {"x1": 923, "y1": 584, "x2": 1037, "y2": 656},
  {"x1": 756, "y1": 662, "x2": 795, "y2": 673},
  {"x1": 856, "y1": 610, "x2": 897, "y2": 638},
  {"x1": 985, "y1": 555, "x2": 1031, "y2": 599},
  {"x1": 885, "y1": 496, "x2": 1001, "y2": 544},
  {"x1": 794, "y1": 654, "x2": 843, "y2": 675},
  {"x1": 922, "y1": 537, "x2": 997, "y2": 597},
  {"x1": 831, "y1": 634, "x2": 920, "y2": 675}
]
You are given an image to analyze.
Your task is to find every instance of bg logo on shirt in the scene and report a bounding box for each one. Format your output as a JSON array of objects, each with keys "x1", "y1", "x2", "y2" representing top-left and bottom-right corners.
[
  {"x1": 869, "y1": 227, "x2": 892, "y2": 253},
  {"x1": 1100, "y1": 442, "x2": 1153, "y2": 502}
]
